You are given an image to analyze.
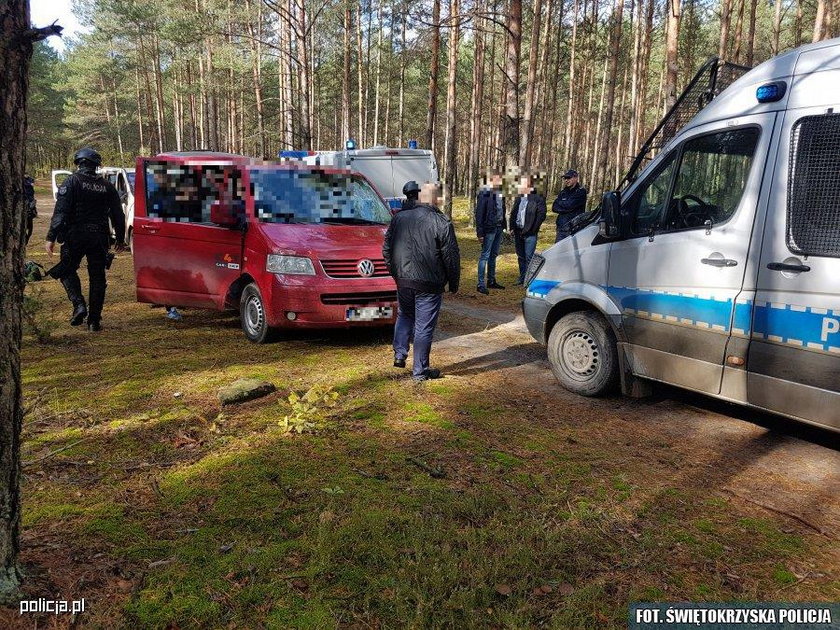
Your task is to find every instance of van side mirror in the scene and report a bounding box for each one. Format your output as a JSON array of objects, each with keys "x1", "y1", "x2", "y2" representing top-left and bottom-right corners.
[
  {"x1": 598, "y1": 191, "x2": 621, "y2": 238},
  {"x1": 210, "y1": 200, "x2": 239, "y2": 228}
]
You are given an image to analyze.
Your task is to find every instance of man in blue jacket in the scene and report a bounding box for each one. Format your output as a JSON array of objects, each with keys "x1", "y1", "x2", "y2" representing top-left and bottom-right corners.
[
  {"x1": 474, "y1": 171, "x2": 506, "y2": 295},
  {"x1": 552, "y1": 169, "x2": 587, "y2": 242}
]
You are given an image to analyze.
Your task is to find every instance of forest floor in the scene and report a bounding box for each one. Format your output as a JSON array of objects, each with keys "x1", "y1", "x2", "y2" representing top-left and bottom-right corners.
[{"x1": 2, "y1": 196, "x2": 838, "y2": 629}]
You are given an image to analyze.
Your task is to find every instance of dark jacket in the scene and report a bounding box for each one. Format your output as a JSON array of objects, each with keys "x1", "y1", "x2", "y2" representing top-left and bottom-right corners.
[
  {"x1": 474, "y1": 188, "x2": 506, "y2": 238},
  {"x1": 552, "y1": 184, "x2": 587, "y2": 233},
  {"x1": 382, "y1": 203, "x2": 460, "y2": 294},
  {"x1": 508, "y1": 192, "x2": 547, "y2": 237},
  {"x1": 48, "y1": 167, "x2": 125, "y2": 244}
]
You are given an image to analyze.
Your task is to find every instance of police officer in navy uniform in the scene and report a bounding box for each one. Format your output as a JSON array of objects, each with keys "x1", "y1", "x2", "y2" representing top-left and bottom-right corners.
[
  {"x1": 401, "y1": 180, "x2": 421, "y2": 211},
  {"x1": 45, "y1": 148, "x2": 126, "y2": 331},
  {"x1": 551, "y1": 169, "x2": 587, "y2": 242}
]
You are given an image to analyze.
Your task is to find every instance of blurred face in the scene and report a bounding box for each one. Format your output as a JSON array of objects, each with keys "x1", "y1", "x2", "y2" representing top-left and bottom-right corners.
[
  {"x1": 490, "y1": 174, "x2": 503, "y2": 189},
  {"x1": 563, "y1": 174, "x2": 579, "y2": 187},
  {"x1": 518, "y1": 177, "x2": 531, "y2": 195},
  {"x1": 419, "y1": 182, "x2": 441, "y2": 206}
]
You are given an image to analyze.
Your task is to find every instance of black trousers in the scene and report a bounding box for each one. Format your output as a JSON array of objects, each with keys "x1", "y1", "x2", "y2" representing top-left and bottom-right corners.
[{"x1": 57, "y1": 231, "x2": 109, "y2": 323}]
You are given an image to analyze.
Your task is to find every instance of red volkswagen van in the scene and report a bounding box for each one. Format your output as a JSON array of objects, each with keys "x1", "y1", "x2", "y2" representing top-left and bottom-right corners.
[{"x1": 132, "y1": 152, "x2": 397, "y2": 342}]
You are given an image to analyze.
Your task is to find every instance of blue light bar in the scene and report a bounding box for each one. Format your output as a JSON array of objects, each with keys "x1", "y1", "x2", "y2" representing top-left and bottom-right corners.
[
  {"x1": 346, "y1": 138, "x2": 357, "y2": 150},
  {"x1": 408, "y1": 139, "x2": 418, "y2": 149},
  {"x1": 756, "y1": 81, "x2": 787, "y2": 103},
  {"x1": 278, "y1": 150, "x2": 311, "y2": 159}
]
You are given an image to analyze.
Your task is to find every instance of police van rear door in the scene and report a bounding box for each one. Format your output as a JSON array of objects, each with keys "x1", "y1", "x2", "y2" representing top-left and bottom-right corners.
[
  {"x1": 746, "y1": 103, "x2": 840, "y2": 430},
  {"x1": 348, "y1": 151, "x2": 395, "y2": 201}
]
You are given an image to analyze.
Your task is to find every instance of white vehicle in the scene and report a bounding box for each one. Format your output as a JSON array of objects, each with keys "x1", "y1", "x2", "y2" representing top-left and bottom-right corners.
[
  {"x1": 51, "y1": 166, "x2": 136, "y2": 244},
  {"x1": 280, "y1": 144, "x2": 439, "y2": 211},
  {"x1": 523, "y1": 38, "x2": 840, "y2": 432}
]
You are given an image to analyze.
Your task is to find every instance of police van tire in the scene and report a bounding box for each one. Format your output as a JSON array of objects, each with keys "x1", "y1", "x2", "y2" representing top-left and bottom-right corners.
[
  {"x1": 547, "y1": 311, "x2": 618, "y2": 396},
  {"x1": 240, "y1": 283, "x2": 277, "y2": 343}
]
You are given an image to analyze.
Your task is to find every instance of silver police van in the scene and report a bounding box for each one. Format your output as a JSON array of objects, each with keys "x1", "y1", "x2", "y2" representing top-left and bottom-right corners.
[{"x1": 523, "y1": 38, "x2": 840, "y2": 432}]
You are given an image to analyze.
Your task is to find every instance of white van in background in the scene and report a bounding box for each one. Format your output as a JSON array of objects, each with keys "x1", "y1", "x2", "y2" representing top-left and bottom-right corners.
[
  {"x1": 52, "y1": 166, "x2": 136, "y2": 245},
  {"x1": 280, "y1": 143, "x2": 439, "y2": 211},
  {"x1": 522, "y1": 38, "x2": 840, "y2": 432}
]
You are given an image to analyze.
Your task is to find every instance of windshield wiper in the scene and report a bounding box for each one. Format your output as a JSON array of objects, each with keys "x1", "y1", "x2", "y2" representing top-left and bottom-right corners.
[{"x1": 321, "y1": 217, "x2": 385, "y2": 225}]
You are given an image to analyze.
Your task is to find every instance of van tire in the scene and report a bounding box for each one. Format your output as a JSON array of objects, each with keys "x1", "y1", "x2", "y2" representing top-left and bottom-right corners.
[
  {"x1": 547, "y1": 311, "x2": 618, "y2": 396},
  {"x1": 240, "y1": 283, "x2": 277, "y2": 343}
]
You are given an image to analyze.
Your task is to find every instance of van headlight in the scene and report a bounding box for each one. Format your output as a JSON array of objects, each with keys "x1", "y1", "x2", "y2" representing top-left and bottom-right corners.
[
  {"x1": 266, "y1": 254, "x2": 316, "y2": 275},
  {"x1": 524, "y1": 253, "x2": 545, "y2": 286}
]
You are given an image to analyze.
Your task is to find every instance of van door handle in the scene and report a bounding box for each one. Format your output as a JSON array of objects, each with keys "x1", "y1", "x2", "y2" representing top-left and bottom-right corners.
[
  {"x1": 701, "y1": 257, "x2": 738, "y2": 267},
  {"x1": 767, "y1": 261, "x2": 811, "y2": 273}
]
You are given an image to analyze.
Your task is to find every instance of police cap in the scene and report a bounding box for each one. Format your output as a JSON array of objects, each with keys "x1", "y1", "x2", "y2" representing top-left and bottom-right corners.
[{"x1": 402, "y1": 180, "x2": 421, "y2": 195}]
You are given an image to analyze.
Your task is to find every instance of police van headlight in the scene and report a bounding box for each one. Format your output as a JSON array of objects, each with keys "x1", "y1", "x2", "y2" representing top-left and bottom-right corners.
[
  {"x1": 266, "y1": 255, "x2": 316, "y2": 275},
  {"x1": 524, "y1": 253, "x2": 545, "y2": 287}
]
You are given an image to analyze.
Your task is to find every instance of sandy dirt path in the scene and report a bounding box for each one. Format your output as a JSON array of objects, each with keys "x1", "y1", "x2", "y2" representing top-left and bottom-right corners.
[{"x1": 436, "y1": 300, "x2": 840, "y2": 538}]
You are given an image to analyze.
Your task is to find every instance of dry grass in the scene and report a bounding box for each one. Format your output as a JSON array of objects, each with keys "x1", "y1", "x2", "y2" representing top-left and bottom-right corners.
[{"x1": 3, "y1": 199, "x2": 837, "y2": 629}]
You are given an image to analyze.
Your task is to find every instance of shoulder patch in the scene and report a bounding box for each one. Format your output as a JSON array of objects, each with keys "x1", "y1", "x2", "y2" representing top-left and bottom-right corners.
[{"x1": 57, "y1": 186, "x2": 68, "y2": 196}]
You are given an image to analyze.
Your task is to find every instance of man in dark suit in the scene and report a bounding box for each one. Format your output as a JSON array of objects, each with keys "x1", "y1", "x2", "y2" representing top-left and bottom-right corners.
[
  {"x1": 552, "y1": 169, "x2": 587, "y2": 242},
  {"x1": 509, "y1": 174, "x2": 546, "y2": 285},
  {"x1": 474, "y1": 171, "x2": 506, "y2": 295}
]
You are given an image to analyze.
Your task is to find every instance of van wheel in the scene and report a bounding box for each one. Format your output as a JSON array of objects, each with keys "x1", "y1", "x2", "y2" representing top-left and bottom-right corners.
[
  {"x1": 240, "y1": 283, "x2": 277, "y2": 343},
  {"x1": 547, "y1": 311, "x2": 618, "y2": 396}
]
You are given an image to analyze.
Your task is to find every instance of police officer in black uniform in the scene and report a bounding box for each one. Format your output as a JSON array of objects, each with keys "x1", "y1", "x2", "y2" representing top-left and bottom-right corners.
[
  {"x1": 45, "y1": 148, "x2": 126, "y2": 331},
  {"x1": 24, "y1": 175, "x2": 37, "y2": 245},
  {"x1": 401, "y1": 180, "x2": 421, "y2": 211}
]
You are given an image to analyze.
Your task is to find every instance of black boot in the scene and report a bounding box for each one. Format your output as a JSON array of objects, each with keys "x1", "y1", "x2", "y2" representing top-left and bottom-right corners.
[
  {"x1": 70, "y1": 302, "x2": 88, "y2": 326},
  {"x1": 87, "y1": 319, "x2": 102, "y2": 332},
  {"x1": 61, "y1": 275, "x2": 87, "y2": 326}
]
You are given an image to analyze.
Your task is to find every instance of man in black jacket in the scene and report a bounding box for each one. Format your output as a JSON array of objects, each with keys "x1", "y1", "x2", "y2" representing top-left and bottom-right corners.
[
  {"x1": 383, "y1": 182, "x2": 460, "y2": 381},
  {"x1": 45, "y1": 147, "x2": 126, "y2": 331},
  {"x1": 509, "y1": 174, "x2": 546, "y2": 285},
  {"x1": 552, "y1": 169, "x2": 587, "y2": 242},
  {"x1": 474, "y1": 171, "x2": 506, "y2": 295}
]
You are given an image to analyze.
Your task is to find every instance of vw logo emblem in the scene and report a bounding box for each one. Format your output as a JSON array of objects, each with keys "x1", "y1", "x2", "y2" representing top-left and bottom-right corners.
[{"x1": 357, "y1": 259, "x2": 375, "y2": 277}]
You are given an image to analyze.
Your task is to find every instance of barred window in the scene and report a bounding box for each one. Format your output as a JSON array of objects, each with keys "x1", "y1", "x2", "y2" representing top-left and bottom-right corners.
[{"x1": 787, "y1": 114, "x2": 840, "y2": 258}]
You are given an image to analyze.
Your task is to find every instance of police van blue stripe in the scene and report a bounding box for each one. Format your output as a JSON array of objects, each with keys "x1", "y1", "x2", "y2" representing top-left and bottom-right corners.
[
  {"x1": 528, "y1": 278, "x2": 839, "y2": 355},
  {"x1": 607, "y1": 286, "x2": 732, "y2": 331}
]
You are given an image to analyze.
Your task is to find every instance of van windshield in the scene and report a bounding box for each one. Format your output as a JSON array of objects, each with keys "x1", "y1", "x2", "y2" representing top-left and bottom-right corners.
[{"x1": 250, "y1": 168, "x2": 391, "y2": 225}]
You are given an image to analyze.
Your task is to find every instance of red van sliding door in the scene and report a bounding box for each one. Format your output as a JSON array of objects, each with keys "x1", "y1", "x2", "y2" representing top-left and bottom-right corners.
[{"x1": 133, "y1": 159, "x2": 245, "y2": 310}]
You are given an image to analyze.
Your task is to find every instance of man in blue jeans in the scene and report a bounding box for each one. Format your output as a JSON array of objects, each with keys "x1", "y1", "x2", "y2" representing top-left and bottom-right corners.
[
  {"x1": 474, "y1": 171, "x2": 506, "y2": 295},
  {"x1": 509, "y1": 174, "x2": 546, "y2": 285},
  {"x1": 383, "y1": 182, "x2": 461, "y2": 381}
]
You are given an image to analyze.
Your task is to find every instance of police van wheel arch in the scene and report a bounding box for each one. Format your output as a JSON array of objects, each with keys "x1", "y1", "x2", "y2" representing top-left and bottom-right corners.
[
  {"x1": 547, "y1": 311, "x2": 618, "y2": 396},
  {"x1": 240, "y1": 283, "x2": 277, "y2": 344}
]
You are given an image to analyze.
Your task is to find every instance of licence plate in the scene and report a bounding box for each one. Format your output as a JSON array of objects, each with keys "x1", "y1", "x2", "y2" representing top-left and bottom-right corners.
[{"x1": 346, "y1": 306, "x2": 393, "y2": 321}]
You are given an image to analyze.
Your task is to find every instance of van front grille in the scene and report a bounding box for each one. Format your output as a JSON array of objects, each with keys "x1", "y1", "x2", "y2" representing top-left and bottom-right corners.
[
  {"x1": 321, "y1": 258, "x2": 390, "y2": 278},
  {"x1": 321, "y1": 291, "x2": 397, "y2": 305}
]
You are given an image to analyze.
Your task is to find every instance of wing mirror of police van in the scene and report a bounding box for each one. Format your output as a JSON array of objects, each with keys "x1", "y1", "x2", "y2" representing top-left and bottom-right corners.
[
  {"x1": 210, "y1": 200, "x2": 240, "y2": 228},
  {"x1": 598, "y1": 190, "x2": 621, "y2": 238}
]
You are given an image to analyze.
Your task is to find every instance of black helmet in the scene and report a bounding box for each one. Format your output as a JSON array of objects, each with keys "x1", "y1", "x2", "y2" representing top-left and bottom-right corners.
[
  {"x1": 73, "y1": 147, "x2": 102, "y2": 166},
  {"x1": 402, "y1": 180, "x2": 420, "y2": 195}
]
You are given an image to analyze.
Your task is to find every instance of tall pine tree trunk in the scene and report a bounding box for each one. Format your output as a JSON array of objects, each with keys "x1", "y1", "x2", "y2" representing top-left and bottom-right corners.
[
  {"x1": 503, "y1": 0, "x2": 522, "y2": 168},
  {"x1": 468, "y1": 8, "x2": 486, "y2": 216},
  {"x1": 443, "y1": 0, "x2": 460, "y2": 216},
  {"x1": 596, "y1": 0, "x2": 624, "y2": 190},
  {"x1": 343, "y1": 0, "x2": 353, "y2": 141},
  {"x1": 1, "y1": 0, "x2": 57, "y2": 603},
  {"x1": 520, "y1": 0, "x2": 542, "y2": 169},
  {"x1": 426, "y1": 0, "x2": 441, "y2": 151},
  {"x1": 664, "y1": 0, "x2": 681, "y2": 110}
]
